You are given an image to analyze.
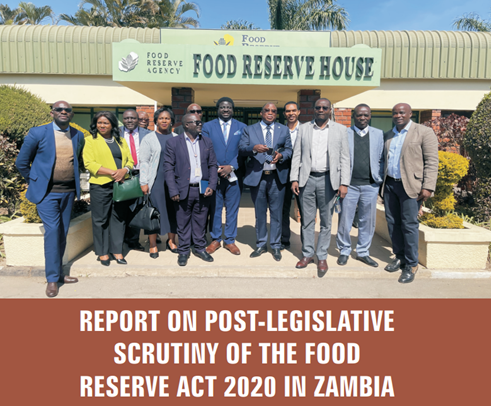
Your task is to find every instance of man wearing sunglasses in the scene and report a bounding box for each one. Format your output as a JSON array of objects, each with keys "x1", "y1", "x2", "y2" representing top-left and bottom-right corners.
[
  {"x1": 120, "y1": 109, "x2": 151, "y2": 251},
  {"x1": 16, "y1": 101, "x2": 85, "y2": 297},
  {"x1": 290, "y1": 98, "x2": 350, "y2": 277},
  {"x1": 174, "y1": 104, "x2": 204, "y2": 135},
  {"x1": 202, "y1": 97, "x2": 247, "y2": 256},
  {"x1": 239, "y1": 103, "x2": 292, "y2": 262}
]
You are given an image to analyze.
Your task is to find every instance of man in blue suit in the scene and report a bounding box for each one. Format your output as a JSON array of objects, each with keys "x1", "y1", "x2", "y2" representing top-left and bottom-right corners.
[
  {"x1": 239, "y1": 103, "x2": 292, "y2": 261},
  {"x1": 119, "y1": 109, "x2": 151, "y2": 251},
  {"x1": 163, "y1": 113, "x2": 218, "y2": 267},
  {"x1": 16, "y1": 101, "x2": 85, "y2": 297},
  {"x1": 336, "y1": 104, "x2": 385, "y2": 267},
  {"x1": 203, "y1": 97, "x2": 247, "y2": 256}
]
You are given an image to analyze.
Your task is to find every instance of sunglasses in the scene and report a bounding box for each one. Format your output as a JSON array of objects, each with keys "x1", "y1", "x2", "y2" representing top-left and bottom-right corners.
[
  {"x1": 187, "y1": 120, "x2": 202, "y2": 125},
  {"x1": 53, "y1": 107, "x2": 72, "y2": 113},
  {"x1": 315, "y1": 106, "x2": 330, "y2": 111},
  {"x1": 188, "y1": 109, "x2": 202, "y2": 114},
  {"x1": 263, "y1": 109, "x2": 277, "y2": 113}
]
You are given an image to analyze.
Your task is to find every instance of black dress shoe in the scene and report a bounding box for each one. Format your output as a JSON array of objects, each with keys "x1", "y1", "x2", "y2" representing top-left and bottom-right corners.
[
  {"x1": 110, "y1": 254, "x2": 127, "y2": 265},
  {"x1": 337, "y1": 255, "x2": 349, "y2": 266},
  {"x1": 272, "y1": 248, "x2": 282, "y2": 261},
  {"x1": 357, "y1": 255, "x2": 379, "y2": 267},
  {"x1": 385, "y1": 259, "x2": 405, "y2": 273},
  {"x1": 399, "y1": 265, "x2": 418, "y2": 284},
  {"x1": 178, "y1": 254, "x2": 189, "y2": 266},
  {"x1": 193, "y1": 249, "x2": 214, "y2": 262},
  {"x1": 280, "y1": 242, "x2": 290, "y2": 251},
  {"x1": 97, "y1": 256, "x2": 110, "y2": 266},
  {"x1": 128, "y1": 243, "x2": 145, "y2": 251},
  {"x1": 166, "y1": 239, "x2": 178, "y2": 254},
  {"x1": 250, "y1": 246, "x2": 267, "y2": 258},
  {"x1": 149, "y1": 252, "x2": 159, "y2": 259}
]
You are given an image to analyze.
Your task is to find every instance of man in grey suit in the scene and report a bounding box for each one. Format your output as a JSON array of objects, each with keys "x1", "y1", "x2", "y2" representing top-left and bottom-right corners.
[
  {"x1": 382, "y1": 103, "x2": 438, "y2": 283},
  {"x1": 290, "y1": 98, "x2": 350, "y2": 277},
  {"x1": 336, "y1": 104, "x2": 384, "y2": 267},
  {"x1": 120, "y1": 108, "x2": 151, "y2": 251}
]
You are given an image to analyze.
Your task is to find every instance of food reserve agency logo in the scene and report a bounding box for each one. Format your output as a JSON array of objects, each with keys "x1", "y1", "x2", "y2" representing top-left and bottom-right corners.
[
  {"x1": 213, "y1": 34, "x2": 234, "y2": 46},
  {"x1": 118, "y1": 52, "x2": 139, "y2": 72}
]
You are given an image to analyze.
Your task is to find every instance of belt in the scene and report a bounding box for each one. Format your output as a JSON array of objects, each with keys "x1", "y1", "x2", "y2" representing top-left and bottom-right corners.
[
  {"x1": 387, "y1": 176, "x2": 402, "y2": 182},
  {"x1": 132, "y1": 169, "x2": 140, "y2": 175},
  {"x1": 263, "y1": 170, "x2": 276, "y2": 175},
  {"x1": 310, "y1": 171, "x2": 328, "y2": 177},
  {"x1": 189, "y1": 183, "x2": 200, "y2": 187}
]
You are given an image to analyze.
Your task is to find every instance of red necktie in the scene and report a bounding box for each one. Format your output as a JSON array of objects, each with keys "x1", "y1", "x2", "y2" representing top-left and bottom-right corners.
[{"x1": 129, "y1": 131, "x2": 138, "y2": 166}]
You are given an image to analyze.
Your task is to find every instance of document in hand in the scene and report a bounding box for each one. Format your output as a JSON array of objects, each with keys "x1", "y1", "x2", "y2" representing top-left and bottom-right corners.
[{"x1": 199, "y1": 179, "x2": 209, "y2": 194}]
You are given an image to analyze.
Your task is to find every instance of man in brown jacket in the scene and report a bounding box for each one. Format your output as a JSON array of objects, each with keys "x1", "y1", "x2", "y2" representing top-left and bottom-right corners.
[{"x1": 382, "y1": 103, "x2": 438, "y2": 283}]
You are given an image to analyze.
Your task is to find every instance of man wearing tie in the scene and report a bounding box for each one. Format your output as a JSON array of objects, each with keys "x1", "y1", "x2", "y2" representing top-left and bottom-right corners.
[
  {"x1": 164, "y1": 113, "x2": 218, "y2": 266},
  {"x1": 203, "y1": 97, "x2": 247, "y2": 255},
  {"x1": 239, "y1": 103, "x2": 292, "y2": 261},
  {"x1": 15, "y1": 101, "x2": 85, "y2": 297},
  {"x1": 120, "y1": 109, "x2": 151, "y2": 251}
]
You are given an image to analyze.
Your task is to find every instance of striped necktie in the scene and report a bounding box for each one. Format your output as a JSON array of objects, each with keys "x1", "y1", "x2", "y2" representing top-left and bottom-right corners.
[{"x1": 265, "y1": 125, "x2": 273, "y2": 161}]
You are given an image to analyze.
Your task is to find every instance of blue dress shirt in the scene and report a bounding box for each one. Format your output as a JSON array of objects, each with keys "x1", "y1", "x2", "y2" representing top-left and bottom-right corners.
[{"x1": 387, "y1": 121, "x2": 412, "y2": 179}]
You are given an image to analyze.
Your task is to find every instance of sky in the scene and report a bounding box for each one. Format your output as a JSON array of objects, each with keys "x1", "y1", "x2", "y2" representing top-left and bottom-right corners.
[{"x1": 7, "y1": 0, "x2": 491, "y2": 31}]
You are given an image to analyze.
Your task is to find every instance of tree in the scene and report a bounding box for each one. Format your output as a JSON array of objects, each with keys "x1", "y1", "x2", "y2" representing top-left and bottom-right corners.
[
  {"x1": 148, "y1": 0, "x2": 200, "y2": 29},
  {"x1": 221, "y1": 20, "x2": 260, "y2": 30},
  {"x1": 0, "y1": 4, "x2": 21, "y2": 25},
  {"x1": 453, "y1": 12, "x2": 491, "y2": 32},
  {"x1": 16, "y1": 2, "x2": 54, "y2": 25},
  {"x1": 268, "y1": 0, "x2": 349, "y2": 31}
]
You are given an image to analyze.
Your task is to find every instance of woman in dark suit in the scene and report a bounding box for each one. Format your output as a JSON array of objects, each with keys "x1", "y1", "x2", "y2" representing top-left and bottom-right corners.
[
  {"x1": 139, "y1": 107, "x2": 178, "y2": 258},
  {"x1": 83, "y1": 111, "x2": 134, "y2": 266}
]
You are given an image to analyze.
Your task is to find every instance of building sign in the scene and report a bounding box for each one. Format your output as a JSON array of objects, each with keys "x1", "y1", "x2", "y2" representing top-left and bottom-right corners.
[
  {"x1": 160, "y1": 28, "x2": 331, "y2": 48},
  {"x1": 113, "y1": 42, "x2": 381, "y2": 87}
]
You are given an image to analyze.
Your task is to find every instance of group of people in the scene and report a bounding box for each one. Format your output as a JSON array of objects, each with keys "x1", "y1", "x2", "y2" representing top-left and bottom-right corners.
[{"x1": 15, "y1": 96, "x2": 438, "y2": 298}]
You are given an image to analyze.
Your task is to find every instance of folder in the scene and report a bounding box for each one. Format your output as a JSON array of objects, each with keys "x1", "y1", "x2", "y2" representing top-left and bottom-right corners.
[{"x1": 199, "y1": 179, "x2": 209, "y2": 194}]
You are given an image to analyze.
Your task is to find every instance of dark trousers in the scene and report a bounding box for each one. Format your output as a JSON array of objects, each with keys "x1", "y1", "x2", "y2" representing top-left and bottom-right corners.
[
  {"x1": 124, "y1": 224, "x2": 141, "y2": 245},
  {"x1": 250, "y1": 172, "x2": 285, "y2": 249},
  {"x1": 90, "y1": 183, "x2": 131, "y2": 256},
  {"x1": 36, "y1": 192, "x2": 75, "y2": 283},
  {"x1": 383, "y1": 177, "x2": 421, "y2": 267},
  {"x1": 281, "y1": 181, "x2": 302, "y2": 245},
  {"x1": 176, "y1": 186, "x2": 211, "y2": 255}
]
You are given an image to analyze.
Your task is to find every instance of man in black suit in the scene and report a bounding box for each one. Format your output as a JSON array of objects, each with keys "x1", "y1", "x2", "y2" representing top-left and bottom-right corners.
[
  {"x1": 120, "y1": 109, "x2": 151, "y2": 251},
  {"x1": 239, "y1": 103, "x2": 292, "y2": 261},
  {"x1": 163, "y1": 113, "x2": 218, "y2": 266}
]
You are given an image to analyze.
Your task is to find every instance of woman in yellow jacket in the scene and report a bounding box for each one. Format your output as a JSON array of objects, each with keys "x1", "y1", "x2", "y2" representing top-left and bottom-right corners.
[{"x1": 83, "y1": 111, "x2": 134, "y2": 266}]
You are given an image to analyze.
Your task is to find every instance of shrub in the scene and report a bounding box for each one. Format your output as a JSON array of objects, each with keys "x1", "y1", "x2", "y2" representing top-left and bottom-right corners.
[
  {"x1": 19, "y1": 190, "x2": 41, "y2": 223},
  {"x1": 420, "y1": 212, "x2": 464, "y2": 229},
  {"x1": 471, "y1": 178, "x2": 491, "y2": 223},
  {"x1": 70, "y1": 122, "x2": 91, "y2": 138},
  {"x1": 423, "y1": 113, "x2": 469, "y2": 154},
  {"x1": 0, "y1": 135, "x2": 24, "y2": 215},
  {"x1": 463, "y1": 91, "x2": 491, "y2": 179},
  {"x1": 0, "y1": 85, "x2": 51, "y2": 145}
]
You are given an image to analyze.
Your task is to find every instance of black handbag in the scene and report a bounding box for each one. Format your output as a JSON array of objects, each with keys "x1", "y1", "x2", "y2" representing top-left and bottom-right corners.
[
  {"x1": 112, "y1": 173, "x2": 144, "y2": 202},
  {"x1": 128, "y1": 195, "x2": 160, "y2": 234}
]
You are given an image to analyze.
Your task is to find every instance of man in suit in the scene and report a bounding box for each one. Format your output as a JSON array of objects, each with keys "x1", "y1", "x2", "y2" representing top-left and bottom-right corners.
[
  {"x1": 138, "y1": 111, "x2": 150, "y2": 129},
  {"x1": 15, "y1": 101, "x2": 85, "y2": 297},
  {"x1": 382, "y1": 103, "x2": 438, "y2": 283},
  {"x1": 174, "y1": 104, "x2": 204, "y2": 135},
  {"x1": 281, "y1": 101, "x2": 302, "y2": 250},
  {"x1": 163, "y1": 113, "x2": 218, "y2": 266},
  {"x1": 239, "y1": 103, "x2": 292, "y2": 261},
  {"x1": 290, "y1": 98, "x2": 350, "y2": 277},
  {"x1": 336, "y1": 104, "x2": 385, "y2": 267},
  {"x1": 203, "y1": 97, "x2": 247, "y2": 255},
  {"x1": 120, "y1": 108, "x2": 151, "y2": 251}
]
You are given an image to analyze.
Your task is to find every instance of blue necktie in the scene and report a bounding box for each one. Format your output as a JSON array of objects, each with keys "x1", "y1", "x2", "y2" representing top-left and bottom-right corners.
[
  {"x1": 222, "y1": 122, "x2": 228, "y2": 144},
  {"x1": 265, "y1": 125, "x2": 273, "y2": 162}
]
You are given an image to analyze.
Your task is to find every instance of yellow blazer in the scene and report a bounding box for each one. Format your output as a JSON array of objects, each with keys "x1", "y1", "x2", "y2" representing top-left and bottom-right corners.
[{"x1": 83, "y1": 134, "x2": 134, "y2": 185}]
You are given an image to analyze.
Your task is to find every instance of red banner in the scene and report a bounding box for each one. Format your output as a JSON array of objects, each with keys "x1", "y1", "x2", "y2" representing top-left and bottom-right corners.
[{"x1": 0, "y1": 299, "x2": 489, "y2": 405}]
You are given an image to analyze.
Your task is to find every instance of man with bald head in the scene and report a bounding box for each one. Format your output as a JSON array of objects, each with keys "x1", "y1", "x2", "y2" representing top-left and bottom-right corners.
[
  {"x1": 16, "y1": 101, "x2": 85, "y2": 297},
  {"x1": 138, "y1": 111, "x2": 150, "y2": 129},
  {"x1": 174, "y1": 103, "x2": 204, "y2": 135},
  {"x1": 382, "y1": 103, "x2": 438, "y2": 283}
]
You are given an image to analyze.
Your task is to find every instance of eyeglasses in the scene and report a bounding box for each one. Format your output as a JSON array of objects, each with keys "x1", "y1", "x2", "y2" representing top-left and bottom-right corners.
[
  {"x1": 315, "y1": 106, "x2": 330, "y2": 111},
  {"x1": 52, "y1": 107, "x2": 72, "y2": 113},
  {"x1": 123, "y1": 117, "x2": 138, "y2": 120},
  {"x1": 188, "y1": 109, "x2": 202, "y2": 114},
  {"x1": 186, "y1": 120, "x2": 202, "y2": 125},
  {"x1": 263, "y1": 109, "x2": 277, "y2": 113}
]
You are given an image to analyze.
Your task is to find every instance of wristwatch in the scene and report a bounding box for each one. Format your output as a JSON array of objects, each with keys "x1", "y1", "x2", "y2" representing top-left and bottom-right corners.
[{"x1": 230, "y1": 166, "x2": 235, "y2": 172}]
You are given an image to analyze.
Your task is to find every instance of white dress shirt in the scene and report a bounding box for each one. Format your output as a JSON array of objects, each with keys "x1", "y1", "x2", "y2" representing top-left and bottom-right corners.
[
  {"x1": 259, "y1": 120, "x2": 276, "y2": 170},
  {"x1": 219, "y1": 118, "x2": 232, "y2": 143},
  {"x1": 310, "y1": 121, "x2": 329, "y2": 173},
  {"x1": 289, "y1": 121, "x2": 300, "y2": 147},
  {"x1": 354, "y1": 125, "x2": 369, "y2": 137},
  {"x1": 124, "y1": 127, "x2": 140, "y2": 170}
]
